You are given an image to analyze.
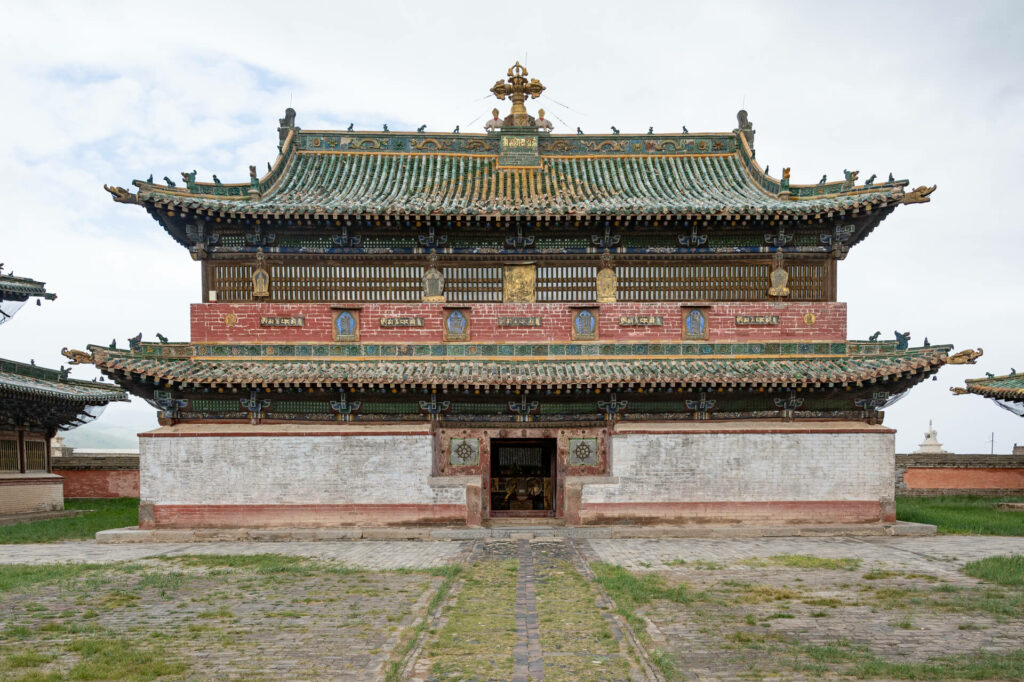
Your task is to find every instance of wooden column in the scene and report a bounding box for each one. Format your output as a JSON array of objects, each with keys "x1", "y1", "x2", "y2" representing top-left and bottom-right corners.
[{"x1": 16, "y1": 429, "x2": 26, "y2": 474}]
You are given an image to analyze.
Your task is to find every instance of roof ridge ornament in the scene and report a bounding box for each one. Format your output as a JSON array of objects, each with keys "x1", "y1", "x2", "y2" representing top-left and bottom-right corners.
[{"x1": 490, "y1": 61, "x2": 546, "y2": 128}]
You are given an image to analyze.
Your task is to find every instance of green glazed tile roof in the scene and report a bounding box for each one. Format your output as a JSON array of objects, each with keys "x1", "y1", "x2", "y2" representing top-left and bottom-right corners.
[
  {"x1": 0, "y1": 273, "x2": 56, "y2": 302},
  {"x1": 960, "y1": 373, "x2": 1024, "y2": 402},
  {"x1": 112, "y1": 129, "x2": 909, "y2": 219},
  {"x1": 0, "y1": 358, "x2": 127, "y2": 403},
  {"x1": 90, "y1": 343, "x2": 951, "y2": 391}
]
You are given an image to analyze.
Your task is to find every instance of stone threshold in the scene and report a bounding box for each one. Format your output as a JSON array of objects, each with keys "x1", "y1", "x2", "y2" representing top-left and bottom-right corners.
[{"x1": 95, "y1": 521, "x2": 935, "y2": 544}]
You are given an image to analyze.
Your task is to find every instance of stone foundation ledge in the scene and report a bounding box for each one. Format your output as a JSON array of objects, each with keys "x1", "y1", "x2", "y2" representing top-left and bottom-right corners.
[{"x1": 95, "y1": 521, "x2": 935, "y2": 544}]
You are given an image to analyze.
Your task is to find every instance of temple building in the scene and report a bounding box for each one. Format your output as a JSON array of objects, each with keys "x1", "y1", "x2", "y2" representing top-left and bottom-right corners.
[
  {"x1": 78, "y1": 63, "x2": 981, "y2": 529},
  {"x1": 1, "y1": 267, "x2": 126, "y2": 516},
  {"x1": 953, "y1": 372, "x2": 1024, "y2": 417}
]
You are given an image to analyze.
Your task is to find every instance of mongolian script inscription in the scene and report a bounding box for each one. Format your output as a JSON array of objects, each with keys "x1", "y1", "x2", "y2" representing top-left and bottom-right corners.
[
  {"x1": 498, "y1": 133, "x2": 541, "y2": 167},
  {"x1": 735, "y1": 315, "x2": 779, "y2": 326},
  {"x1": 497, "y1": 316, "x2": 542, "y2": 327},
  {"x1": 260, "y1": 316, "x2": 304, "y2": 327},
  {"x1": 380, "y1": 317, "x2": 424, "y2": 327},
  {"x1": 619, "y1": 315, "x2": 663, "y2": 326}
]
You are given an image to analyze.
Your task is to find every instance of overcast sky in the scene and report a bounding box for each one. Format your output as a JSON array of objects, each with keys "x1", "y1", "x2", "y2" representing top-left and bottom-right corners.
[{"x1": 1, "y1": 1, "x2": 1021, "y2": 453}]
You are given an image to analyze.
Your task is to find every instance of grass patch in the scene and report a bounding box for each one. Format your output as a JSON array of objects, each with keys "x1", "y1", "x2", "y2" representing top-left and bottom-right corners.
[
  {"x1": 591, "y1": 562, "x2": 691, "y2": 680},
  {"x1": 897, "y1": 495, "x2": 1024, "y2": 535},
  {"x1": 427, "y1": 560, "x2": 517, "y2": 679},
  {"x1": 0, "y1": 498, "x2": 138, "y2": 544},
  {"x1": 164, "y1": 553, "x2": 315, "y2": 575},
  {"x1": 0, "y1": 563, "x2": 105, "y2": 593},
  {"x1": 963, "y1": 555, "x2": 1024, "y2": 587},
  {"x1": 740, "y1": 555, "x2": 861, "y2": 571},
  {"x1": 67, "y1": 636, "x2": 186, "y2": 680},
  {"x1": 535, "y1": 561, "x2": 628, "y2": 681}
]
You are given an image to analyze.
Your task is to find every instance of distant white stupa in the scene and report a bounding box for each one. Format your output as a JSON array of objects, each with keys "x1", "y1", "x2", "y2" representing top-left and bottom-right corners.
[{"x1": 913, "y1": 420, "x2": 949, "y2": 454}]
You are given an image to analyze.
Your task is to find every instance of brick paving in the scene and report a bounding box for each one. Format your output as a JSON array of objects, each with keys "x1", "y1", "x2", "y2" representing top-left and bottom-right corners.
[
  {"x1": 512, "y1": 540, "x2": 544, "y2": 681},
  {"x1": 2, "y1": 536, "x2": 1022, "y2": 679},
  {"x1": 0, "y1": 539, "x2": 471, "y2": 569}
]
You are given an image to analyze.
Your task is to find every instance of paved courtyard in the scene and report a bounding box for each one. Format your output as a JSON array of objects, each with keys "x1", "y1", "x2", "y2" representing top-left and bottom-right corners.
[{"x1": 0, "y1": 536, "x2": 1022, "y2": 680}]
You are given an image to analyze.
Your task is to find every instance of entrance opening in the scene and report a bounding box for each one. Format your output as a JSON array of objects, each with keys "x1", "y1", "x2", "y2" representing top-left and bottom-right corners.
[{"x1": 489, "y1": 439, "x2": 556, "y2": 517}]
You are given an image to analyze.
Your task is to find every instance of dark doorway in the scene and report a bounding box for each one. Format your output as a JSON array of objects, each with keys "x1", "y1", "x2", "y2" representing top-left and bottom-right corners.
[{"x1": 489, "y1": 439, "x2": 557, "y2": 517}]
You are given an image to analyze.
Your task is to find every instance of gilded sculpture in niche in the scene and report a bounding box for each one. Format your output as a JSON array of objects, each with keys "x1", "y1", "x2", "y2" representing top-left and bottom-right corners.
[
  {"x1": 767, "y1": 252, "x2": 790, "y2": 298},
  {"x1": 503, "y1": 264, "x2": 537, "y2": 303},
  {"x1": 423, "y1": 266, "x2": 445, "y2": 302},
  {"x1": 252, "y1": 251, "x2": 270, "y2": 298},
  {"x1": 596, "y1": 266, "x2": 617, "y2": 303}
]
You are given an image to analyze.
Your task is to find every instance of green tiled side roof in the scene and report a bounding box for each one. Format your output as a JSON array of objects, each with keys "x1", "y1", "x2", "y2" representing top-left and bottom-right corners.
[
  {"x1": 0, "y1": 273, "x2": 56, "y2": 302},
  {"x1": 112, "y1": 129, "x2": 908, "y2": 219},
  {"x1": 0, "y1": 358, "x2": 127, "y2": 403},
  {"x1": 89, "y1": 343, "x2": 951, "y2": 391},
  {"x1": 960, "y1": 373, "x2": 1024, "y2": 402}
]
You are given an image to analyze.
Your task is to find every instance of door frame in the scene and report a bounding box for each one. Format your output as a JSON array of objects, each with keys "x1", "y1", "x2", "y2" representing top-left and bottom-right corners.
[{"x1": 486, "y1": 437, "x2": 558, "y2": 519}]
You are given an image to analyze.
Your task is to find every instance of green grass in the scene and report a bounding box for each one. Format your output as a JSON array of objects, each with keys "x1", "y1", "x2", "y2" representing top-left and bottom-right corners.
[
  {"x1": 427, "y1": 560, "x2": 518, "y2": 679},
  {"x1": 740, "y1": 555, "x2": 861, "y2": 571},
  {"x1": 0, "y1": 498, "x2": 138, "y2": 544},
  {"x1": 896, "y1": 495, "x2": 1024, "y2": 535},
  {"x1": 591, "y1": 562, "x2": 691, "y2": 681},
  {"x1": 0, "y1": 563, "x2": 106, "y2": 593},
  {"x1": 963, "y1": 555, "x2": 1024, "y2": 587}
]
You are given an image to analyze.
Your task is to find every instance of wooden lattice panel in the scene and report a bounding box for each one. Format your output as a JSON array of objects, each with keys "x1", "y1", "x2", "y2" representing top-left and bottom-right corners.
[
  {"x1": 210, "y1": 264, "x2": 254, "y2": 302},
  {"x1": 444, "y1": 266, "x2": 503, "y2": 303},
  {"x1": 0, "y1": 439, "x2": 17, "y2": 472},
  {"x1": 537, "y1": 266, "x2": 597, "y2": 303},
  {"x1": 616, "y1": 262, "x2": 830, "y2": 302},
  {"x1": 24, "y1": 441, "x2": 45, "y2": 472},
  {"x1": 270, "y1": 264, "x2": 422, "y2": 303}
]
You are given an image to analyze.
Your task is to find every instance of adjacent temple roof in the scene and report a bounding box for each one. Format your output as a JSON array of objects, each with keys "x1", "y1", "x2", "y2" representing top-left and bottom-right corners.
[
  {"x1": 0, "y1": 358, "x2": 127, "y2": 430},
  {"x1": 87, "y1": 341, "x2": 953, "y2": 393},
  {"x1": 104, "y1": 64, "x2": 935, "y2": 224},
  {"x1": 954, "y1": 371, "x2": 1024, "y2": 407},
  {"x1": 0, "y1": 271, "x2": 56, "y2": 303}
]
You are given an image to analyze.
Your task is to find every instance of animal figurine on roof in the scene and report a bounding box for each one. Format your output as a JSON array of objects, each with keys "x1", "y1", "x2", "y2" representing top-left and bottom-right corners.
[
  {"x1": 865, "y1": 174, "x2": 877, "y2": 185},
  {"x1": 347, "y1": 123, "x2": 354, "y2": 132},
  {"x1": 163, "y1": 177, "x2": 175, "y2": 187},
  {"x1": 383, "y1": 124, "x2": 389, "y2": 132},
  {"x1": 452, "y1": 125, "x2": 460, "y2": 134},
  {"x1": 610, "y1": 126, "x2": 619, "y2": 135},
  {"x1": 682, "y1": 125, "x2": 688, "y2": 133},
  {"x1": 417, "y1": 124, "x2": 426, "y2": 133},
  {"x1": 576, "y1": 127, "x2": 584, "y2": 135},
  {"x1": 818, "y1": 174, "x2": 827, "y2": 184},
  {"x1": 868, "y1": 331, "x2": 881, "y2": 341},
  {"x1": 648, "y1": 127, "x2": 654, "y2": 135},
  {"x1": 894, "y1": 330, "x2": 911, "y2": 351}
]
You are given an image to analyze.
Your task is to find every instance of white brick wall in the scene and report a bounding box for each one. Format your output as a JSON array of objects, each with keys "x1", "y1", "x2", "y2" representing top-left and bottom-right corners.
[
  {"x1": 581, "y1": 431, "x2": 894, "y2": 504},
  {"x1": 140, "y1": 435, "x2": 464, "y2": 506}
]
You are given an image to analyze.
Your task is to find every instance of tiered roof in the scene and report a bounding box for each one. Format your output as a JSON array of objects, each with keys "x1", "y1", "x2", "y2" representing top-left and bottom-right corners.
[
  {"x1": 88, "y1": 341, "x2": 951, "y2": 392},
  {"x1": 110, "y1": 131, "x2": 911, "y2": 223}
]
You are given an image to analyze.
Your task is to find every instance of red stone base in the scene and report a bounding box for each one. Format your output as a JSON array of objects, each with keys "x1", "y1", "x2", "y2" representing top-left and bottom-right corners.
[
  {"x1": 55, "y1": 470, "x2": 140, "y2": 499},
  {"x1": 576, "y1": 500, "x2": 890, "y2": 525},
  {"x1": 141, "y1": 503, "x2": 467, "y2": 529}
]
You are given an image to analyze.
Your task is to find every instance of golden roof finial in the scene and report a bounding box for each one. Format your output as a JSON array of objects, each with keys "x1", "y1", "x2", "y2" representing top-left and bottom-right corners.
[{"x1": 490, "y1": 61, "x2": 546, "y2": 127}]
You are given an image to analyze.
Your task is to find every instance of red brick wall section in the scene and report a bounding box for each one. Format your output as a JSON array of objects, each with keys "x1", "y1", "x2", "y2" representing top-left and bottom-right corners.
[
  {"x1": 54, "y1": 470, "x2": 140, "y2": 498},
  {"x1": 578, "y1": 500, "x2": 887, "y2": 525},
  {"x1": 191, "y1": 302, "x2": 846, "y2": 344},
  {"x1": 903, "y1": 468, "x2": 1024, "y2": 491},
  {"x1": 145, "y1": 504, "x2": 466, "y2": 529}
]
